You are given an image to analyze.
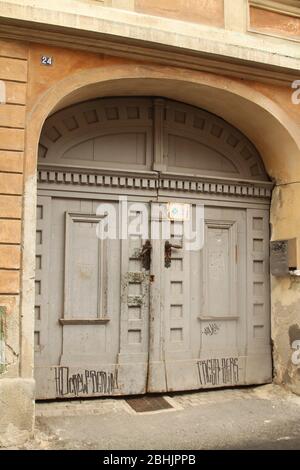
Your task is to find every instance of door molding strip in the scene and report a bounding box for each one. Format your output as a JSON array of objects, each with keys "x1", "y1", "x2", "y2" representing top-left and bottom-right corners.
[{"x1": 37, "y1": 167, "x2": 273, "y2": 200}]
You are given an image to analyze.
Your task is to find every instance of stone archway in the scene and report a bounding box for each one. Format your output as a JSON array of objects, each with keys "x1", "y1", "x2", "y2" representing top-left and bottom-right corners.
[{"x1": 20, "y1": 62, "x2": 300, "y2": 395}]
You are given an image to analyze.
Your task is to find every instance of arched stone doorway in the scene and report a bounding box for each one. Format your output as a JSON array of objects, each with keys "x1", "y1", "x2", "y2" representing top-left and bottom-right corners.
[{"x1": 35, "y1": 96, "x2": 272, "y2": 399}]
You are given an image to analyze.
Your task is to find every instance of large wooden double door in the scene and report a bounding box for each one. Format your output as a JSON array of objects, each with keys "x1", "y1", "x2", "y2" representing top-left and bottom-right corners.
[
  {"x1": 35, "y1": 195, "x2": 271, "y2": 399},
  {"x1": 35, "y1": 96, "x2": 272, "y2": 399}
]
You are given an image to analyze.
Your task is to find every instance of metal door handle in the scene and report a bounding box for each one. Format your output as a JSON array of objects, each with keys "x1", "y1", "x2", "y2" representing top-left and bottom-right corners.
[
  {"x1": 140, "y1": 240, "x2": 152, "y2": 270},
  {"x1": 165, "y1": 240, "x2": 182, "y2": 268}
]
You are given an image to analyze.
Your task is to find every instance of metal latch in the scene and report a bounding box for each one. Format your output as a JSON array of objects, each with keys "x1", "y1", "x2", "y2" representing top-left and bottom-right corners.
[
  {"x1": 140, "y1": 240, "x2": 152, "y2": 271},
  {"x1": 164, "y1": 241, "x2": 182, "y2": 268}
]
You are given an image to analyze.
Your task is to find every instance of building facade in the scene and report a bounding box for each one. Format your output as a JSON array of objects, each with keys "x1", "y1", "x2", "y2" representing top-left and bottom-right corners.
[{"x1": 0, "y1": 0, "x2": 300, "y2": 444}]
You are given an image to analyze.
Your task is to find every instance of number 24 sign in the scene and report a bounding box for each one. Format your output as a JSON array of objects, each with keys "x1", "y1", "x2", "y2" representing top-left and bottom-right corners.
[{"x1": 41, "y1": 56, "x2": 53, "y2": 66}]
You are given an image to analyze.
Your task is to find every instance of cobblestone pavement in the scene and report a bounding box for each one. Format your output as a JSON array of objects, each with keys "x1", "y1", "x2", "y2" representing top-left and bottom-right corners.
[{"x1": 8, "y1": 384, "x2": 300, "y2": 450}]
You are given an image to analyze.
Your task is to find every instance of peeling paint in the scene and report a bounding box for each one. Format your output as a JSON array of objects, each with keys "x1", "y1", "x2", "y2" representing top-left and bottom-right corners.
[
  {"x1": 0, "y1": 306, "x2": 6, "y2": 374},
  {"x1": 272, "y1": 299, "x2": 300, "y2": 393},
  {"x1": 289, "y1": 324, "x2": 300, "y2": 347}
]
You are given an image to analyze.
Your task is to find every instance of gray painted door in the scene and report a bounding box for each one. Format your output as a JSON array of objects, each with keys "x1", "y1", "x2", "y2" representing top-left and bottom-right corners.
[
  {"x1": 35, "y1": 197, "x2": 271, "y2": 399},
  {"x1": 148, "y1": 204, "x2": 271, "y2": 392},
  {"x1": 35, "y1": 197, "x2": 152, "y2": 398}
]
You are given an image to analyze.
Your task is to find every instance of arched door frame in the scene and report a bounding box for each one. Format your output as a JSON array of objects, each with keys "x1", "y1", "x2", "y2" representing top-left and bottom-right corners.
[{"x1": 20, "y1": 63, "x2": 300, "y2": 384}]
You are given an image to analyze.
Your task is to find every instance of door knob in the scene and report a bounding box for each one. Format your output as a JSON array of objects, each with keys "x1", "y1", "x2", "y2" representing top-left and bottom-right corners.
[{"x1": 165, "y1": 240, "x2": 182, "y2": 268}]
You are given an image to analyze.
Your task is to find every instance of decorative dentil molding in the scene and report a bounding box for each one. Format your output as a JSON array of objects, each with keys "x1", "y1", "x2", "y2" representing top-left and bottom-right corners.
[{"x1": 37, "y1": 167, "x2": 273, "y2": 199}]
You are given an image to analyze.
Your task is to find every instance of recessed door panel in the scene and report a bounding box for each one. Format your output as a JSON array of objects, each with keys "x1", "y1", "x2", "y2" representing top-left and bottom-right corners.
[{"x1": 206, "y1": 226, "x2": 232, "y2": 317}]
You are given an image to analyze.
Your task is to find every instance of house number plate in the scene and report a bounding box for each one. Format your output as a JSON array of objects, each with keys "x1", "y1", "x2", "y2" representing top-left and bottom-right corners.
[{"x1": 41, "y1": 56, "x2": 53, "y2": 66}]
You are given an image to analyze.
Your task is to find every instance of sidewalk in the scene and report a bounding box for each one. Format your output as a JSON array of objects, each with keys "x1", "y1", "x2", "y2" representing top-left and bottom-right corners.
[{"x1": 9, "y1": 384, "x2": 300, "y2": 450}]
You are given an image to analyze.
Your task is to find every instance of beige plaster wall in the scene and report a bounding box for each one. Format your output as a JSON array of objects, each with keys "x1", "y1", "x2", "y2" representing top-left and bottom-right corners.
[
  {"x1": 0, "y1": 39, "x2": 35, "y2": 447},
  {"x1": 0, "y1": 13, "x2": 300, "y2": 440},
  {"x1": 135, "y1": 0, "x2": 225, "y2": 28},
  {"x1": 0, "y1": 1, "x2": 300, "y2": 73},
  {"x1": 0, "y1": 39, "x2": 27, "y2": 377},
  {"x1": 249, "y1": 4, "x2": 300, "y2": 41}
]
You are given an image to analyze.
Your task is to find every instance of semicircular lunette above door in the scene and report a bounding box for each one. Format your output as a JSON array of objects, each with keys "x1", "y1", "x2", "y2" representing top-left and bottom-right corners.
[{"x1": 38, "y1": 97, "x2": 269, "y2": 182}]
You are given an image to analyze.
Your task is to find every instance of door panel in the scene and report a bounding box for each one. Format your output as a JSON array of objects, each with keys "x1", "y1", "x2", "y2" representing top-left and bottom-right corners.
[
  {"x1": 64, "y1": 212, "x2": 107, "y2": 320},
  {"x1": 148, "y1": 205, "x2": 271, "y2": 392},
  {"x1": 196, "y1": 207, "x2": 246, "y2": 388},
  {"x1": 118, "y1": 203, "x2": 150, "y2": 395},
  {"x1": 205, "y1": 223, "x2": 237, "y2": 318},
  {"x1": 245, "y1": 209, "x2": 272, "y2": 383},
  {"x1": 35, "y1": 197, "x2": 151, "y2": 399}
]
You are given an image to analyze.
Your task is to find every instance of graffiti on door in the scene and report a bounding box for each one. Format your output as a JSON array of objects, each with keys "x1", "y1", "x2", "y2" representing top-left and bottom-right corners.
[
  {"x1": 54, "y1": 367, "x2": 119, "y2": 397},
  {"x1": 202, "y1": 323, "x2": 220, "y2": 336},
  {"x1": 197, "y1": 357, "x2": 239, "y2": 386}
]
